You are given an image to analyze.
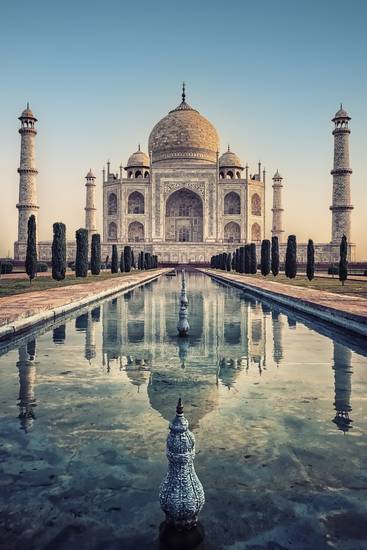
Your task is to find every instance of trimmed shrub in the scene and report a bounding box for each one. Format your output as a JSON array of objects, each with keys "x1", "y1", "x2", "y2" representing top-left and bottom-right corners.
[
  {"x1": 339, "y1": 235, "x2": 348, "y2": 286},
  {"x1": 120, "y1": 251, "x2": 125, "y2": 272},
  {"x1": 90, "y1": 233, "x2": 101, "y2": 276},
  {"x1": 244, "y1": 245, "x2": 251, "y2": 274},
  {"x1": 231, "y1": 253, "x2": 235, "y2": 271},
  {"x1": 37, "y1": 262, "x2": 48, "y2": 272},
  {"x1": 111, "y1": 245, "x2": 118, "y2": 273},
  {"x1": 271, "y1": 236, "x2": 279, "y2": 277},
  {"x1": 260, "y1": 239, "x2": 271, "y2": 276},
  {"x1": 285, "y1": 235, "x2": 297, "y2": 279},
  {"x1": 306, "y1": 239, "x2": 315, "y2": 281},
  {"x1": 124, "y1": 246, "x2": 132, "y2": 272},
  {"x1": 75, "y1": 228, "x2": 89, "y2": 277},
  {"x1": 250, "y1": 243, "x2": 257, "y2": 274},
  {"x1": 25, "y1": 215, "x2": 37, "y2": 283},
  {"x1": 328, "y1": 265, "x2": 339, "y2": 275},
  {"x1": 1, "y1": 262, "x2": 13, "y2": 274},
  {"x1": 52, "y1": 222, "x2": 66, "y2": 280}
]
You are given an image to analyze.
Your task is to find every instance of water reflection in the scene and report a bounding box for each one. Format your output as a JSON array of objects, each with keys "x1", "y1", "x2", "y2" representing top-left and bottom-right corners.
[
  {"x1": 6, "y1": 273, "x2": 364, "y2": 435},
  {"x1": 17, "y1": 339, "x2": 37, "y2": 432}
]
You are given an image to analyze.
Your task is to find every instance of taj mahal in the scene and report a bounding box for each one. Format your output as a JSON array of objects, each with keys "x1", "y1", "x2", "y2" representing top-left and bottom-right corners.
[{"x1": 14, "y1": 85, "x2": 355, "y2": 263}]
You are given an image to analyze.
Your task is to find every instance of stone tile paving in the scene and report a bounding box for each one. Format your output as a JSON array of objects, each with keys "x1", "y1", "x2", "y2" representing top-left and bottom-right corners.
[
  {"x1": 200, "y1": 268, "x2": 367, "y2": 331},
  {"x1": 0, "y1": 269, "x2": 168, "y2": 330}
]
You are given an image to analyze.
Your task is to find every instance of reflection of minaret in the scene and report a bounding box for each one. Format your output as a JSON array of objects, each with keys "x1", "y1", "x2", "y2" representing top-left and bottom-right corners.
[
  {"x1": 332, "y1": 342, "x2": 353, "y2": 433},
  {"x1": 272, "y1": 311, "x2": 283, "y2": 366},
  {"x1": 17, "y1": 340, "x2": 37, "y2": 432},
  {"x1": 85, "y1": 311, "x2": 96, "y2": 362}
]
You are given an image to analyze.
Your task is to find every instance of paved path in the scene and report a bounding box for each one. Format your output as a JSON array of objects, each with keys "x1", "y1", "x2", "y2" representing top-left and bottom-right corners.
[
  {"x1": 200, "y1": 269, "x2": 367, "y2": 337},
  {"x1": 0, "y1": 269, "x2": 169, "y2": 340}
]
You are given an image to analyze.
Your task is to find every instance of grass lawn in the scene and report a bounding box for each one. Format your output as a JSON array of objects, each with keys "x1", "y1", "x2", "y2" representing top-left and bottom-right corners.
[
  {"x1": 0, "y1": 271, "x2": 130, "y2": 298},
  {"x1": 243, "y1": 273, "x2": 367, "y2": 299}
]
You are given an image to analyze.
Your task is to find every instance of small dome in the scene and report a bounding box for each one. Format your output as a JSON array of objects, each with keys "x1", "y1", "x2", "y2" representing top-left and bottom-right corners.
[
  {"x1": 219, "y1": 147, "x2": 243, "y2": 169},
  {"x1": 86, "y1": 169, "x2": 95, "y2": 179},
  {"x1": 125, "y1": 146, "x2": 150, "y2": 168},
  {"x1": 333, "y1": 104, "x2": 350, "y2": 121},
  {"x1": 19, "y1": 103, "x2": 37, "y2": 121}
]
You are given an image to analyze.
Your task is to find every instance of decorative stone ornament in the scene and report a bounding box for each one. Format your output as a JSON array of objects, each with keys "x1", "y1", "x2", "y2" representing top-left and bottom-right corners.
[{"x1": 159, "y1": 399, "x2": 205, "y2": 531}]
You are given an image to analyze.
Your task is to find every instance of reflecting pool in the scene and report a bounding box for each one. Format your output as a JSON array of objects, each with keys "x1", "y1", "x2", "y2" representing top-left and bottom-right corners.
[{"x1": 0, "y1": 272, "x2": 366, "y2": 549}]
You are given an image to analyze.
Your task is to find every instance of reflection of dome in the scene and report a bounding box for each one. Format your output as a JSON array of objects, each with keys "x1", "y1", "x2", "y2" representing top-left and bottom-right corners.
[
  {"x1": 148, "y1": 90, "x2": 219, "y2": 165},
  {"x1": 148, "y1": 372, "x2": 218, "y2": 428},
  {"x1": 219, "y1": 147, "x2": 243, "y2": 169},
  {"x1": 125, "y1": 145, "x2": 150, "y2": 168}
]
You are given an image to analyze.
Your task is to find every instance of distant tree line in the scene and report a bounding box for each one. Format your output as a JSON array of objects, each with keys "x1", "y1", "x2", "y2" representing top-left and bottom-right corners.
[
  {"x1": 210, "y1": 234, "x2": 349, "y2": 285},
  {"x1": 19, "y1": 219, "x2": 159, "y2": 284}
]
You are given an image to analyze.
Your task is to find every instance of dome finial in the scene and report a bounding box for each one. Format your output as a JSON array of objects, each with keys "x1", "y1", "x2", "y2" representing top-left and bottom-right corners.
[
  {"x1": 182, "y1": 81, "x2": 186, "y2": 103},
  {"x1": 27, "y1": 102, "x2": 29, "y2": 109},
  {"x1": 227, "y1": 144, "x2": 230, "y2": 152},
  {"x1": 138, "y1": 143, "x2": 141, "y2": 151}
]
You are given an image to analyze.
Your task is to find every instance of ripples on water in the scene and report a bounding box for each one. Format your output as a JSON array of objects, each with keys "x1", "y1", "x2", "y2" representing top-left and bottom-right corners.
[{"x1": 0, "y1": 272, "x2": 366, "y2": 549}]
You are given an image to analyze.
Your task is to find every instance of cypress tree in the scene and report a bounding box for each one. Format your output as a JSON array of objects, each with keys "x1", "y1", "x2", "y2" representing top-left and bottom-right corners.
[
  {"x1": 52, "y1": 222, "x2": 66, "y2": 281},
  {"x1": 271, "y1": 236, "x2": 280, "y2": 277},
  {"x1": 120, "y1": 250, "x2": 125, "y2": 272},
  {"x1": 144, "y1": 252, "x2": 150, "y2": 269},
  {"x1": 75, "y1": 228, "x2": 88, "y2": 277},
  {"x1": 285, "y1": 235, "x2": 297, "y2": 279},
  {"x1": 231, "y1": 252, "x2": 235, "y2": 271},
  {"x1": 111, "y1": 244, "x2": 118, "y2": 273},
  {"x1": 339, "y1": 235, "x2": 348, "y2": 286},
  {"x1": 238, "y1": 247, "x2": 244, "y2": 274},
  {"x1": 244, "y1": 246, "x2": 249, "y2": 273},
  {"x1": 260, "y1": 239, "x2": 271, "y2": 276},
  {"x1": 250, "y1": 243, "x2": 257, "y2": 274},
  {"x1": 226, "y1": 252, "x2": 232, "y2": 271},
  {"x1": 306, "y1": 239, "x2": 315, "y2": 281},
  {"x1": 124, "y1": 245, "x2": 132, "y2": 272},
  {"x1": 131, "y1": 249, "x2": 136, "y2": 269},
  {"x1": 90, "y1": 233, "x2": 101, "y2": 276},
  {"x1": 139, "y1": 251, "x2": 144, "y2": 270},
  {"x1": 25, "y1": 215, "x2": 37, "y2": 283},
  {"x1": 105, "y1": 255, "x2": 109, "y2": 270}
]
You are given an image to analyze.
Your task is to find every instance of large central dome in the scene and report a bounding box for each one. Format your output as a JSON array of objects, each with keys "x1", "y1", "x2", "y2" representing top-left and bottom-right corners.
[{"x1": 148, "y1": 92, "x2": 219, "y2": 165}]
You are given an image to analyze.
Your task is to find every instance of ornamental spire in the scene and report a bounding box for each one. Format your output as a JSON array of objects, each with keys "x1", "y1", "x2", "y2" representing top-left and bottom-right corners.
[{"x1": 182, "y1": 81, "x2": 186, "y2": 103}]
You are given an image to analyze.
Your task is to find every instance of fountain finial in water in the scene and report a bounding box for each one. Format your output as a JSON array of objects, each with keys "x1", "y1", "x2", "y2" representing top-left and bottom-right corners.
[
  {"x1": 177, "y1": 270, "x2": 189, "y2": 336},
  {"x1": 159, "y1": 399, "x2": 205, "y2": 531}
]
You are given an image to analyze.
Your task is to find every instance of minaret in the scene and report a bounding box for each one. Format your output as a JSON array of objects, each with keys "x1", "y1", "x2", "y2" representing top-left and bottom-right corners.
[
  {"x1": 16, "y1": 104, "x2": 39, "y2": 255},
  {"x1": 330, "y1": 105, "x2": 353, "y2": 246},
  {"x1": 271, "y1": 170, "x2": 284, "y2": 244},
  {"x1": 85, "y1": 169, "x2": 97, "y2": 235}
]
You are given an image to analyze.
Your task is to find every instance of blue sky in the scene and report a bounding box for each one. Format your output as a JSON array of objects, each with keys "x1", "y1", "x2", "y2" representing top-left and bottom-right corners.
[{"x1": 0, "y1": 0, "x2": 366, "y2": 257}]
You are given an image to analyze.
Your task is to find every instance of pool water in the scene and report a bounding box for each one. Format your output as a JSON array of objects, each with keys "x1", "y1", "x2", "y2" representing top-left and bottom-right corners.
[{"x1": 0, "y1": 272, "x2": 366, "y2": 549}]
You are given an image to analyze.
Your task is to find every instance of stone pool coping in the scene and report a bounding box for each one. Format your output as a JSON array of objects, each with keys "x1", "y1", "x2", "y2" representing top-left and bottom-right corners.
[
  {"x1": 199, "y1": 268, "x2": 367, "y2": 337},
  {"x1": 0, "y1": 269, "x2": 170, "y2": 342}
]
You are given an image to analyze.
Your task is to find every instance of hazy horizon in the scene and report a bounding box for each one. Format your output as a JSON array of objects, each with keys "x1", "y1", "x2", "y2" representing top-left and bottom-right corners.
[{"x1": 1, "y1": 0, "x2": 366, "y2": 259}]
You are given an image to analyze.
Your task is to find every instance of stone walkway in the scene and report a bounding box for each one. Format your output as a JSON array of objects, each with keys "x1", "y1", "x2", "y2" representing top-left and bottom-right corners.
[
  {"x1": 200, "y1": 268, "x2": 367, "y2": 337},
  {"x1": 0, "y1": 269, "x2": 169, "y2": 340}
]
